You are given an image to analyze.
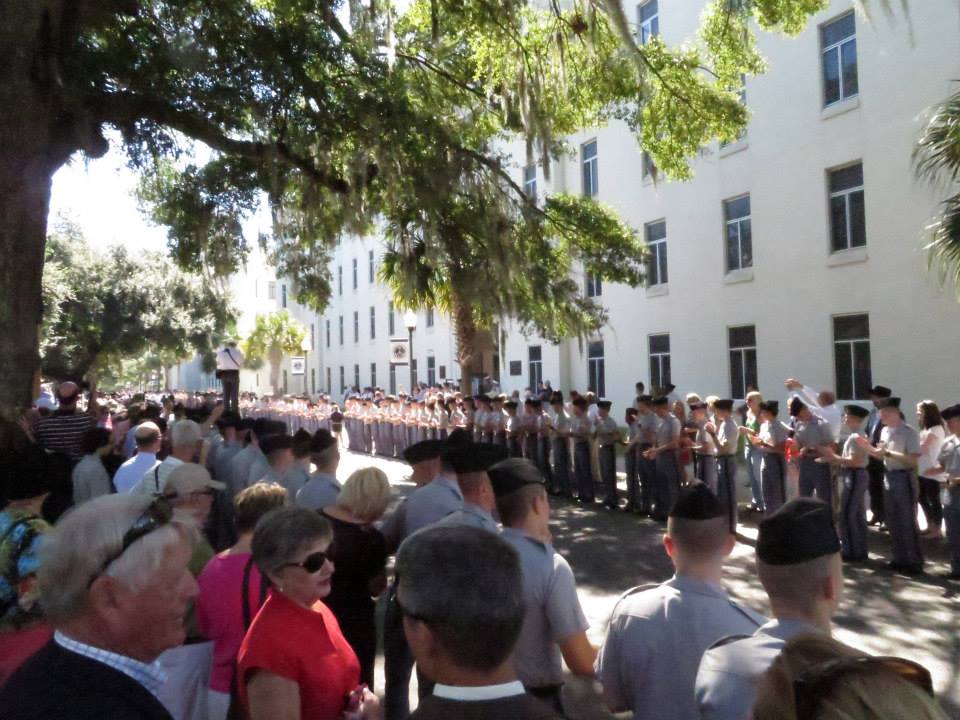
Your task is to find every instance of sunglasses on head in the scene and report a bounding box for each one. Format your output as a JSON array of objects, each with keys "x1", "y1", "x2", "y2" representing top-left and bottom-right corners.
[
  {"x1": 793, "y1": 655, "x2": 934, "y2": 718},
  {"x1": 88, "y1": 496, "x2": 173, "y2": 587},
  {"x1": 282, "y1": 550, "x2": 330, "y2": 574}
]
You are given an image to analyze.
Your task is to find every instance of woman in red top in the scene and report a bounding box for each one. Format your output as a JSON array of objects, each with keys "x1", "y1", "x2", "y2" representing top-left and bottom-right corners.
[{"x1": 238, "y1": 507, "x2": 379, "y2": 720}]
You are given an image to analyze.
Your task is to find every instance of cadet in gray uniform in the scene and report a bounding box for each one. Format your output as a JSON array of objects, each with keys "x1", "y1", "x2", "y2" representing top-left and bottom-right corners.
[
  {"x1": 227, "y1": 418, "x2": 272, "y2": 499},
  {"x1": 595, "y1": 400, "x2": 623, "y2": 509},
  {"x1": 695, "y1": 497, "x2": 844, "y2": 720},
  {"x1": 570, "y1": 397, "x2": 596, "y2": 503},
  {"x1": 705, "y1": 399, "x2": 739, "y2": 533},
  {"x1": 623, "y1": 407, "x2": 642, "y2": 511},
  {"x1": 644, "y1": 396, "x2": 682, "y2": 521},
  {"x1": 432, "y1": 442, "x2": 506, "y2": 534},
  {"x1": 819, "y1": 405, "x2": 872, "y2": 561},
  {"x1": 489, "y1": 458, "x2": 597, "y2": 715},
  {"x1": 595, "y1": 483, "x2": 765, "y2": 720},
  {"x1": 689, "y1": 403, "x2": 717, "y2": 494},
  {"x1": 549, "y1": 393, "x2": 573, "y2": 497},
  {"x1": 296, "y1": 429, "x2": 342, "y2": 510},
  {"x1": 255, "y1": 432, "x2": 294, "y2": 486},
  {"x1": 791, "y1": 396, "x2": 834, "y2": 505},
  {"x1": 934, "y1": 403, "x2": 960, "y2": 579},
  {"x1": 747, "y1": 401, "x2": 790, "y2": 516},
  {"x1": 637, "y1": 395, "x2": 660, "y2": 515},
  {"x1": 858, "y1": 397, "x2": 924, "y2": 573}
]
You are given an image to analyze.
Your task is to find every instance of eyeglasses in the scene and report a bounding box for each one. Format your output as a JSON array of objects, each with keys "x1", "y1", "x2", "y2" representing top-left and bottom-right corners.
[
  {"x1": 88, "y1": 496, "x2": 173, "y2": 587},
  {"x1": 281, "y1": 550, "x2": 330, "y2": 574},
  {"x1": 794, "y1": 655, "x2": 934, "y2": 718}
]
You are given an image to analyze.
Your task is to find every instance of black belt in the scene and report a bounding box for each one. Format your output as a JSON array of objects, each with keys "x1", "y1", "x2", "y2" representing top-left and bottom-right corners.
[{"x1": 717, "y1": 454, "x2": 735, "y2": 458}]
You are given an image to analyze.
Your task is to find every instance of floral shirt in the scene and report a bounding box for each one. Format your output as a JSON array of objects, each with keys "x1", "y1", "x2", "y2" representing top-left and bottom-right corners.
[{"x1": 0, "y1": 508, "x2": 50, "y2": 631}]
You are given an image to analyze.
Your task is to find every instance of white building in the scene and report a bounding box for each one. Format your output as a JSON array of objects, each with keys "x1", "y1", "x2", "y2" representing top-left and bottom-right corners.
[{"x1": 178, "y1": 0, "x2": 960, "y2": 413}]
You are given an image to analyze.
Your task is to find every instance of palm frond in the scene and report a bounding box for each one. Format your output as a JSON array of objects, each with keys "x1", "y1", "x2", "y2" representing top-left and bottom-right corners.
[
  {"x1": 914, "y1": 86, "x2": 960, "y2": 186},
  {"x1": 925, "y1": 193, "x2": 960, "y2": 297}
]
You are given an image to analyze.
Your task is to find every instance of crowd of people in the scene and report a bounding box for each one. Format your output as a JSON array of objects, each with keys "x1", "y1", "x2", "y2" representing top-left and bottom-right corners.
[{"x1": 0, "y1": 373, "x2": 957, "y2": 720}]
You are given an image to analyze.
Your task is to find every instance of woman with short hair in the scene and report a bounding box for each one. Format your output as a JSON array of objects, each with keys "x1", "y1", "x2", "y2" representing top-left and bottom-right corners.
[
  {"x1": 238, "y1": 507, "x2": 378, "y2": 720},
  {"x1": 917, "y1": 401, "x2": 946, "y2": 539},
  {"x1": 321, "y1": 468, "x2": 390, "y2": 688}
]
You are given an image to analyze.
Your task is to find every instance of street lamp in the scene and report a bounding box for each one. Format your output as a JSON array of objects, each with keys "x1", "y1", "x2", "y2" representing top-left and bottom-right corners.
[
  {"x1": 404, "y1": 310, "x2": 418, "y2": 394},
  {"x1": 301, "y1": 336, "x2": 311, "y2": 396}
]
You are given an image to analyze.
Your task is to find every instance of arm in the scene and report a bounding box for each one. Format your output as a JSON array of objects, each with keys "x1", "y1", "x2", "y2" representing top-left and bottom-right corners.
[
  {"x1": 246, "y1": 670, "x2": 300, "y2": 720},
  {"x1": 559, "y1": 630, "x2": 597, "y2": 677}
]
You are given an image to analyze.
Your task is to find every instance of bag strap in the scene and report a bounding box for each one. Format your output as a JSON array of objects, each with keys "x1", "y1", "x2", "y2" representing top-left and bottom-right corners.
[
  {"x1": 225, "y1": 349, "x2": 238, "y2": 368},
  {"x1": 241, "y1": 555, "x2": 268, "y2": 630},
  {"x1": 154, "y1": 465, "x2": 161, "y2": 493}
]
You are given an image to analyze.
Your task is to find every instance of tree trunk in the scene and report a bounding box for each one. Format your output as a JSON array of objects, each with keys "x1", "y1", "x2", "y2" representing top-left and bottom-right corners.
[
  {"x1": 268, "y1": 348, "x2": 284, "y2": 395},
  {"x1": 452, "y1": 293, "x2": 479, "y2": 395}
]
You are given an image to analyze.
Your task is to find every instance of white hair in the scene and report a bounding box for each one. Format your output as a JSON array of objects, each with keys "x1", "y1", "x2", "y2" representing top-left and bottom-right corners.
[
  {"x1": 39, "y1": 494, "x2": 196, "y2": 623},
  {"x1": 169, "y1": 419, "x2": 202, "y2": 450}
]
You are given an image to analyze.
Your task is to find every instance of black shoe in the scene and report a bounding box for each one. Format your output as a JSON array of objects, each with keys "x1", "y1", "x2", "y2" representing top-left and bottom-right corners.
[
  {"x1": 939, "y1": 571, "x2": 960, "y2": 581},
  {"x1": 885, "y1": 561, "x2": 925, "y2": 575}
]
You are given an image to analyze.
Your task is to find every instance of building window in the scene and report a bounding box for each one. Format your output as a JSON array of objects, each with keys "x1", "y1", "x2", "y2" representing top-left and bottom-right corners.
[
  {"x1": 310, "y1": 323, "x2": 315, "y2": 351},
  {"x1": 281, "y1": 283, "x2": 288, "y2": 308},
  {"x1": 821, "y1": 12, "x2": 858, "y2": 107},
  {"x1": 354, "y1": 364, "x2": 360, "y2": 389},
  {"x1": 337, "y1": 266, "x2": 342, "y2": 295},
  {"x1": 426, "y1": 308, "x2": 434, "y2": 328},
  {"x1": 645, "y1": 220, "x2": 668, "y2": 287},
  {"x1": 339, "y1": 366, "x2": 345, "y2": 393},
  {"x1": 411, "y1": 358, "x2": 419, "y2": 388},
  {"x1": 728, "y1": 325, "x2": 758, "y2": 399},
  {"x1": 585, "y1": 273, "x2": 602, "y2": 298},
  {"x1": 523, "y1": 165, "x2": 537, "y2": 198},
  {"x1": 370, "y1": 306, "x2": 376, "y2": 339},
  {"x1": 833, "y1": 314, "x2": 872, "y2": 400},
  {"x1": 587, "y1": 341, "x2": 605, "y2": 397},
  {"x1": 311, "y1": 368, "x2": 316, "y2": 394},
  {"x1": 389, "y1": 364, "x2": 397, "y2": 395},
  {"x1": 353, "y1": 311, "x2": 359, "y2": 343},
  {"x1": 427, "y1": 356, "x2": 436, "y2": 386},
  {"x1": 724, "y1": 195, "x2": 752, "y2": 273},
  {"x1": 326, "y1": 319, "x2": 331, "y2": 348},
  {"x1": 388, "y1": 301, "x2": 396, "y2": 335},
  {"x1": 638, "y1": 0, "x2": 659, "y2": 45},
  {"x1": 439, "y1": 365, "x2": 446, "y2": 380},
  {"x1": 368, "y1": 250, "x2": 375, "y2": 283},
  {"x1": 641, "y1": 151, "x2": 656, "y2": 180},
  {"x1": 338, "y1": 315, "x2": 344, "y2": 345},
  {"x1": 648, "y1": 333, "x2": 671, "y2": 390},
  {"x1": 326, "y1": 367, "x2": 331, "y2": 394},
  {"x1": 828, "y1": 163, "x2": 866, "y2": 252},
  {"x1": 283, "y1": 370, "x2": 288, "y2": 394},
  {"x1": 352, "y1": 258, "x2": 358, "y2": 289},
  {"x1": 370, "y1": 362, "x2": 377, "y2": 389},
  {"x1": 267, "y1": 281, "x2": 277, "y2": 300},
  {"x1": 582, "y1": 140, "x2": 598, "y2": 198},
  {"x1": 528, "y1": 345, "x2": 543, "y2": 391}
]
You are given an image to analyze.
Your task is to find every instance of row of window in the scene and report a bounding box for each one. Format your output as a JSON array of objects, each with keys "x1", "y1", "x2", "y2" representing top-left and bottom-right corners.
[
  {"x1": 336, "y1": 251, "x2": 378, "y2": 295},
  {"x1": 326, "y1": 357, "x2": 447, "y2": 394},
  {"x1": 518, "y1": 313, "x2": 871, "y2": 402},
  {"x1": 325, "y1": 302, "x2": 436, "y2": 348}
]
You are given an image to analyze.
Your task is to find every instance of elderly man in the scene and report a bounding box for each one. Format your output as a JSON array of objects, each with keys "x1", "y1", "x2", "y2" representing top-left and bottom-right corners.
[
  {"x1": 131, "y1": 419, "x2": 204, "y2": 495},
  {"x1": 397, "y1": 525, "x2": 561, "y2": 720},
  {"x1": 785, "y1": 378, "x2": 843, "y2": 442},
  {"x1": 114, "y1": 421, "x2": 163, "y2": 494},
  {"x1": 0, "y1": 494, "x2": 198, "y2": 720}
]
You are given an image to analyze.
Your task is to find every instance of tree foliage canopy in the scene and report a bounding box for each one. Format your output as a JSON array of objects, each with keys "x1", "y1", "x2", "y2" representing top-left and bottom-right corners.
[{"x1": 242, "y1": 309, "x2": 307, "y2": 393}]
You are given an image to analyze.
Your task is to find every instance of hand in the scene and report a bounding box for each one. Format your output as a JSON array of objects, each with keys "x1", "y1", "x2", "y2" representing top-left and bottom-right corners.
[
  {"x1": 814, "y1": 456, "x2": 829, "y2": 464},
  {"x1": 704, "y1": 422, "x2": 716, "y2": 435},
  {"x1": 784, "y1": 378, "x2": 801, "y2": 391},
  {"x1": 358, "y1": 689, "x2": 380, "y2": 720},
  {"x1": 853, "y1": 435, "x2": 870, "y2": 448}
]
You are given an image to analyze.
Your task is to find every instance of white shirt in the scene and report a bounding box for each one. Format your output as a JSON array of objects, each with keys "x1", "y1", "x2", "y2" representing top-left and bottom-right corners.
[
  {"x1": 131, "y1": 456, "x2": 184, "y2": 495},
  {"x1": 919, "y1": 425, "x2": 947, "y2": 480},
  {"x1": 55, "y1": 631, "x2": 166, "y2": 698},
  {"x1": 433, "y1": 681, "x2": 525, "y2": 701},
  {"x1": 796, "y1": 386, "x2": 843, "y2": 441},
  {"x1": 114, "y1": 452, "x2": 160, "y2": 493},
  {"x1": 216, "y1": 347, "x2": 244, "y2": 371}
]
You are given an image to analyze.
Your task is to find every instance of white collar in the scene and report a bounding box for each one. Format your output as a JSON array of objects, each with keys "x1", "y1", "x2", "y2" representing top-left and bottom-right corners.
[{"x1": 433, "y1": 680, "x2": 526, "y2": 701}]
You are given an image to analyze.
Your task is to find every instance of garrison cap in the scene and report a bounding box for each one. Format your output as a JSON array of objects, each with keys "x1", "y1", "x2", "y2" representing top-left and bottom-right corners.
[
  {"x1": 636, "y1": 394, "x2": 653, "y2": 405},
  {"x1": 664, "y1": 383, "x2": 676, "y2": 392},
  {"x1": 216, "y1": 412, "x2": 240, "y2": 430},
  {"x1": 487, "y1": 458, "x2": 546, "y2": 497},
  {"x1": 310, "y1": 428, "x2": 337, "y2": 454},
  {"x1": 445, "y1": 427, "x2": 472, "y2": 448},
  {"x1": 869, "y1": 385, "x2": 893, "y2": 398},
  {"x1": 759, "y1": 400, "x2": 779, "y2": 415},
  {"x1": 877, "y1": 397, "x2": 902, "y2": 410},
  {"x1": 443, "y1": 442, "x2": 508, "y2": 474},
  {"x1": 550, "y1": 391, "x2": 565, "y2": 404},
  {"x1": 572, "y1": 397, "x2": 588, "y2": 408},
  {"x1": 713, "y1": 399, "x2": 734, "y2": 412},
  {"x1": 651, "y1": 396, "x2": 669, "y2": 407},
  {"x1": 259, "y1": 433, "x2": 293, "y2": 455},
  {"x1": 670, "y1": 482, "x2": 724, "y2": 520},
  {"x1": 252, "y1": 418, "x2": 275, "y2": 438},
  {"x1": 688, "y1": 402, "x2": 707, "y2": 412},
  {"x1": 597, "y1": 399, "x2": 612, "y2": 410},
  {"x1": 757, "y1": 497, "x2": 840, "y2": 565},
  {"x1": 291, "y1": 428, "x2": 313, "y2": 454},
  {"x1": 941, "y1": 404, "x2": 960, "y2": 421},
  {"x1": 402, "y1": 439, "x2": 446, "y2": 465},
  {"x1": 789, "y1": 396, "x2": 807, "y2": 417},
  {"x1": 503, "y1": 400, "x2": 518, "y2": 410},
  {"x1": 843, "y1": 404, "x2": 869, "y2": 419}
]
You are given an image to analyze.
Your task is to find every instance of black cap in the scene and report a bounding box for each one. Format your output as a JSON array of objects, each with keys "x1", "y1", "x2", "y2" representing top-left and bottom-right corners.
[
  {"x1": 878, "y1": 397, "x2": 902, "y2": 410},
  {"x1": 252, "y1": 418, "x2": 275, "y2": 438},
  {"x1": 870, "y1": 385, "x2": 892, "y2": 398},
  {"x1": 789, "y1": 397, "x2": 806, "y2": 417},
  {"x1": 572, "y1": 397, "x2": 587, "y2": 408},
  {"x1": 759, "y1": 400, "x2": 779, "y2": 416},
  {"x1": 757, "y1": 498, "x2": 840, "y2": 565},
  {"x1": 652, "y1": 396, "x2": 669, "y2": 407},
  {"x1": 488, "y1": 458, "x2": 546, "y2": 497},
  {"x1": 670, "y1": 482, "x2": 724, "y2": 520},
  {"x1": 443, "y1": 442, "x2": 508, "y2": 474},
  {"x1": 637, "y1": 394, "x2": 653, "y2": 405},
  {"x1": 216, "y1": 412, "x2": 241, "y2": 430},
  {"x1": 310, "y1": 429, "x2": 337, "y2": 454},
  {"x1": 403, "y1": 439, "x2": 446, "y2": 465},
  {"x1": 550, "y1": 392, "x2": 564, "y2": 405},
  {"x1": 664, "y1": 383, "x2": 676, "y2": 392},
  {"x1": 689, "y1": 402, "x2": 707, "y2": 412},
  {"x1": 524, "y1": 397, "x2": 540, "y2": 407},
  {"x1": 504, "y1": 400, "x2": 518, "y2": 410},
  {"x1": 445, "y1": 428, "x2": 472, "y2": 448},
  {"x1": 259, "y1": 434, "x2": 293, "y2": 455},
  {"x1": 238, "y1": 417, "x2": 256, "y2": 431},
  {"x1": 843, "y1": 404, "x2": 869, "y2": 419},
  {"x1": 597, "y1": 400, "x2": 612, "y2": 410},
  {"x1": 942, "y1": 404, "x2": 960, "y2": 421},
  {"x1": 292, "y1": 428, "x2": 313, "y2": 454},
  {"x1": 714, "y1": 399, "x2": 734, "y2": 412}
]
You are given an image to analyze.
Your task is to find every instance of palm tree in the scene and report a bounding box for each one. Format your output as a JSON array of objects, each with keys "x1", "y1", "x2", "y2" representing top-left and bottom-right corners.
[
  {"x1": 914, "y1": 87, "x2": 960, "y2": 293},
  {"x1": 242, "y1": 310, "x2": 307, "y2": 395}
]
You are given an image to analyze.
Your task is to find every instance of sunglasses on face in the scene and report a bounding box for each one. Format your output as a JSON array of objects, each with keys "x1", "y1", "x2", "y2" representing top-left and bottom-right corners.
[
  {"x1": 88, "y1": 496, "x2": 173, "y2": 587},
  {"x1": 793, "y1": 655, "x2": 934, "y2": 718},
  {"x1": 281, "y1": 550, "x2": 330, "y2": 574}
]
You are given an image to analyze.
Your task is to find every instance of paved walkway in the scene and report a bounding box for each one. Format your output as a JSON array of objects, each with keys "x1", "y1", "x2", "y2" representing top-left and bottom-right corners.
[{"x1": 336, "y1": 451, "x2": 960, "y2": 718}]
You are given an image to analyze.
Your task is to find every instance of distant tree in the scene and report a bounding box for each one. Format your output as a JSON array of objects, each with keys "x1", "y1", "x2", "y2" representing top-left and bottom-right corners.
[
  {"x1": 41, "y1": 219, "x2": 236, "y2": 388},
  {"x1": 242, "y1": 310, "x2": 306, "y2": 395}
]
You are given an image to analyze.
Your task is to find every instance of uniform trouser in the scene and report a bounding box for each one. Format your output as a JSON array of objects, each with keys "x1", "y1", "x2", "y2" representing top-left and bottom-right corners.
[
  {"x1": 638, "y1": 446, "x2": 655, "y2": 513},
  {"x1": 760, "y1": 454, "x2": 787, "y2": 516},
  {"x1": 716, "y1": 455, "x2": 738, "y2": 533},
  {"x1": 867, "y1": 458, "x2": 886, "y2": 521},
  {"x1": 552, "y1": 439, "x2": 572, "y2": 495},
  {"x1": 654, "y1": 452, "x2": 681, "y2": 519},
  {"x1": 799, "y1": 455, "x2": 833, "y2": 506},
  {"x1": 943, "y1": 485, "x2": 960, "y2": 575},
  {"x1": 625, "y1": 446, "x2": 639, "y2": 507},
  {"x1": 747, "y1": 445, "x2": 764, "y2": 509},
  {"x1": 599, "y1": 445, "x2": 617, "y2": 506},
  {"x1": 508, "y1": 437, "x2": 523, "y2": 458},
  {"x1": 406, "y1": 426, "x2": 417, "y2": 448},
  {"x1": 696, "y1": 453, "x2": 718, "y2": 494},
  {"x1": 220, "y1": 371, "x2": 239, "y2": 413},
  {"x1": 884, "y1": 470, "x2": 924, "y2": 567},
  {"x1": 574, "y1": 441, "x2": 594, "y2": 501},
  {"x1": 918, "y1": 476, "x2": 943, "y2": 531},
  {"x1": 383, "y1": 586, "x2": 415, "y2": 720},
  {"x1": 525, "y1": 435, "x2": 540, "y2": 465},
  {"x1": 393, "y1": 425, "x2": 405, "y2": 455},
  {"x1": 841, "y1": 468, "x2": 869, "y2": 560},
  {"x1": 495, "y1": 431, "x2": 507, "y2": 447},
  {"x1": 363, "y1": 423, "x2": 373, "y2": 453},
  {"x1": 539, "y1": 437, "x2": 553, "y2": 485}
]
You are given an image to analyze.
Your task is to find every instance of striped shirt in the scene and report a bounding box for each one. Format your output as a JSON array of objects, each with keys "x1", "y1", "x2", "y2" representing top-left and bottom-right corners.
[
  {"x1": 34, "y1": 411, "x2": 95, "y2": 462},
  {"x1": 54, "y1": 630, "x2": 167, "y2": 697}
]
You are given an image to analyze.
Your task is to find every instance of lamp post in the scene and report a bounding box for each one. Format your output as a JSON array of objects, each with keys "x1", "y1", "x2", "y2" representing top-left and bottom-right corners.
[
  {"x1": 301, "y1": 336, "x2": 311, "y2": 396},
  {"x1": 404, "y1": 310, "x2": 418, "y2": 395}
]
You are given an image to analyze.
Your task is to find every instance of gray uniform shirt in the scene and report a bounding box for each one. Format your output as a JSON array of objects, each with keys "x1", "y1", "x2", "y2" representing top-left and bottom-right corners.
[
  {"x1": 71, "y1": 454, "x2": 113, "y2": 505},
  {"x1": 795, "y1": 418, "x2": 832, "y2": 452},
  {"x1": 213, "y1": 443, "x2": 242, "y2": 486},
  {"x1": 402, "y1": 474, "x2": 463, "y2": 537},
  {"x1": 655, "y1": 414, "x2": 680, "y2": 447},
  {"x1": 500, "y1": 527, "x2": 589, "y2": 688},
  {"x1": 296, "y1": 471, "x2": 342, "y2": 510},
  {"x1": 842, "y1": 432, "x2": 870, "y2": 468},
  {"x1": 880, "y1": 423, "x2": 921, "y2": 471},
  {"x1": 759, "y1": 420, "x2": 790, "y2": 452},
  {"x1": 228, "y1": 445, "x2": 264, "y2": 498},
  {"x1": 640, "y1": 412, "x2": 660, "y2": 445},
  {"x1": 715, "y1": 418, "x2": 739, "y2": 456},
  {"x1": 695, "y1": 618, "x2": 819, "y2": 720},
  {"x1": 595, "y1": 574, "x2": 766, "y2": 719},
  {"x1": 434, "y1": 502, "x2": 499, "y2": 534},
  {"x1": 595, "y1": 416, "x2": 620, "y2": 446},
  {"x1": 938, "y1": 434, "x2": 960, "y2": 476}
]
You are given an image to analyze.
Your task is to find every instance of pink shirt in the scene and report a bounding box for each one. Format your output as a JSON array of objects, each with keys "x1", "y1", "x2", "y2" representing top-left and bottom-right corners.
[{"x1": 196, "y1": 552, "x2": 268, "y2": 693}]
